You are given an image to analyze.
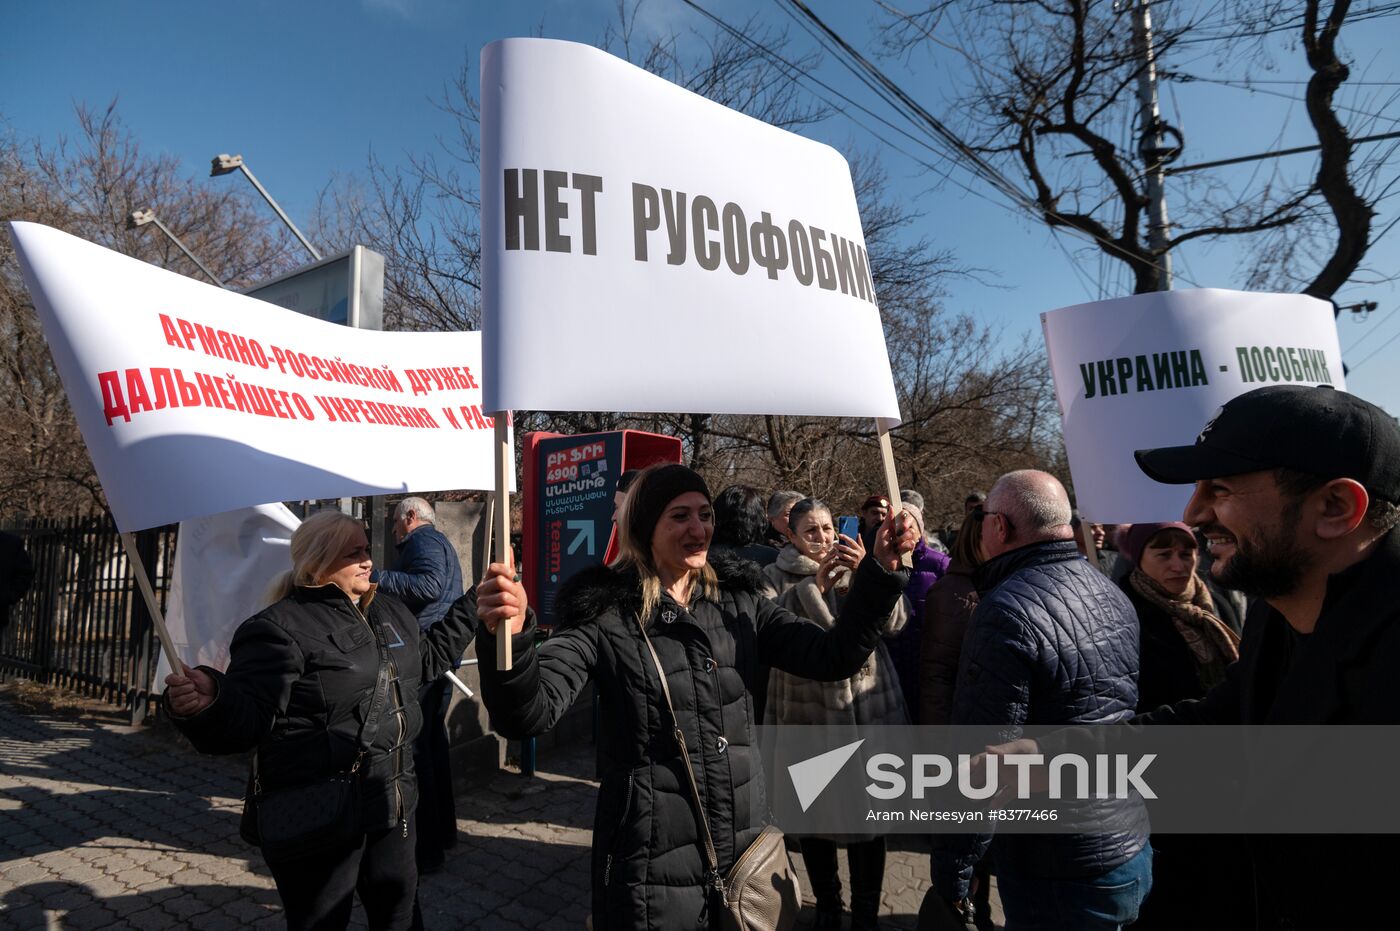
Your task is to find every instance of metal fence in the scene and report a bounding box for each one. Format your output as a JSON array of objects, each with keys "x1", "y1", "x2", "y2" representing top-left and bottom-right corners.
[{"x1": 1, "y1": 516, "x2": 176, "y2": 723}]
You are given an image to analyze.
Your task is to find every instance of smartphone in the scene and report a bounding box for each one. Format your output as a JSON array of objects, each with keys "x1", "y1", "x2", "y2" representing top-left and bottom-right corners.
[{"x1": 837, "y1": 515, "x2": 860, "y2": 541}]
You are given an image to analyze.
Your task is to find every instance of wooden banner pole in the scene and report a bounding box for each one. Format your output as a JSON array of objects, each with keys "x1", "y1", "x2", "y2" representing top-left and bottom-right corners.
[
  {"x1": 479, "y1": 492, "x2": 496, "y2": 583},
  {"x1": 874, "y1": 418, "x2": 914, "y2": 568},
  {"x1": 119, "y1": 532, "x2": 183, "y2": 679},
  {"x1": 1081, "y1": 519, "x2": 1104, "y2": 574},
  {"x1": 492, "y1": 415, "x2": 513, "y2": 670}
]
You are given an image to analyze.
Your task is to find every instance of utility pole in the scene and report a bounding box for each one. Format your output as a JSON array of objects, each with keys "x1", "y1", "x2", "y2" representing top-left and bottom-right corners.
[{"x1": 1132, "y1": 0, "x2": 1173, "y2": 290}]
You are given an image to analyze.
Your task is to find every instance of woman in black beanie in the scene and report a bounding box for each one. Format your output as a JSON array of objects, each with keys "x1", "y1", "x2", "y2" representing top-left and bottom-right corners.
[{"x1": 476, "y1": 463, "x2": 916, "y2": 930}]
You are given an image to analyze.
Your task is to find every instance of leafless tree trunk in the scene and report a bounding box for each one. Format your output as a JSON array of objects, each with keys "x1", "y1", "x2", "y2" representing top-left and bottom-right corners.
[{"x1": 875, "y1": 0, "x2": 1393, "y2": 299}]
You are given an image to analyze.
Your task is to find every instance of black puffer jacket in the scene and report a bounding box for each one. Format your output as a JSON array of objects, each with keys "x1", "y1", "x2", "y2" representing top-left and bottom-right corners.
[
  {"x1": 479, "y1": 550, "x2": 907, "y2": 930},
  {"x1": 1037, "y1": 528, "x2": 1400, "y2": 928},
  {"x1": 170, "y1": 584, "x2": 477, "y2": 837},
  {"x1": 932, "y1": 540, "x2": 1143, "y2": 898}
]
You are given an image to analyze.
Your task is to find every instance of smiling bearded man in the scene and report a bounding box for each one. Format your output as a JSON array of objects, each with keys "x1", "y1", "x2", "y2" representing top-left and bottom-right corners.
[{"x1": 1014, "y1": 384, "x2": 1400, "y2": 931}]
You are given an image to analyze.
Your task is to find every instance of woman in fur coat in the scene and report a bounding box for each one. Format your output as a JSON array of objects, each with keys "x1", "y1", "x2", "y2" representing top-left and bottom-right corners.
[{"x1": 763, "y1": 497, "x2": 910, "y2": 931}]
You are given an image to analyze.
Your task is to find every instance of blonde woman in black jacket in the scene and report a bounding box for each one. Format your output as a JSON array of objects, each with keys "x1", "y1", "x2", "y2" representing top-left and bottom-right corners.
[
  {"x1": 164, "y1": 509, "x2": 514, "y2": 930},
  {"x1": 475, "y1": 464, "x2": 916, "y2": 930}
]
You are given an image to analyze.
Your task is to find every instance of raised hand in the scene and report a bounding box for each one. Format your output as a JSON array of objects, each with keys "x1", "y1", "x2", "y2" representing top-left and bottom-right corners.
[
  {"x1": 815, "y1": 545, "x2": 843, "y2": 594},
  {"x1": 873, "y1": 510, "x2": 919, "y2": 571}
]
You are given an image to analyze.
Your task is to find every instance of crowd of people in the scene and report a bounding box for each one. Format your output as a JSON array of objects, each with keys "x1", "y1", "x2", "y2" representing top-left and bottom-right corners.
[{"x1": 159, "y1": 383, "x2": 1400, "y2": 930}]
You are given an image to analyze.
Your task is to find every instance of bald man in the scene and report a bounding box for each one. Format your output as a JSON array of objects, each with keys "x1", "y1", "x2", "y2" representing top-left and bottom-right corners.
[{"x1": 924, "y1": 470, "x2": 1147, "y2": 930}]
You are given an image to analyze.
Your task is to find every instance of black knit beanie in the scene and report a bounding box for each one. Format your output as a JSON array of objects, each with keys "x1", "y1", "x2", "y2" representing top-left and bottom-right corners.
[{"x1": 626, "y1": 464, "x2": 712, "y2": 553}]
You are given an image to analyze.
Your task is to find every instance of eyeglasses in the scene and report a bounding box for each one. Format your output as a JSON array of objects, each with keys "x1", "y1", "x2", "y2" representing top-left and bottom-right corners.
[{"x1": 973, "y1": 508, "x2": 1015, "y2": 534}]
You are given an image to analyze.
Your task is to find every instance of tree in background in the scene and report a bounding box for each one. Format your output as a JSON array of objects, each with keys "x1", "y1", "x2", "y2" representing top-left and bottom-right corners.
[
  {"x1": 311, "y1": 9, "x2": 1062, "y2": 527},
  {"x1": 0, "y1": 103, "x2": 298, "y2": 517},
  {"x1": 1, "y1": 12, "x2": 1066, "y2": 530},
  {"x1": 873, "y1": 0, "x2": 1395, "y2": 298}
]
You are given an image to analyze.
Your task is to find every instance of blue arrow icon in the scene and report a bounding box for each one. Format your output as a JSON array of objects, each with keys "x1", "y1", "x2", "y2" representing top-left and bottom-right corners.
[{"x1": 566, "y1": 519, "x2": 595, "y2": 556}]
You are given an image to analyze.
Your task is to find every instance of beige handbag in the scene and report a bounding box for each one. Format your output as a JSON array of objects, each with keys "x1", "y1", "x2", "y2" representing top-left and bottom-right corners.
[{"x1": 639, "y1": 619, "x2": 801, "y2": 931}]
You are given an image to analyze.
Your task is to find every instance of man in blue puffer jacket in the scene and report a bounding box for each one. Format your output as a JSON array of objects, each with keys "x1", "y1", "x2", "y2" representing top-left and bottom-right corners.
[
  {"x1": 374, "y1": 496, "x2": 464, "y2": 628},
  {"x1": 372, "y1": 496, "x2": 465, "y2": 874},
  {"x1": 925, "y1": 470, "x2": 1149, "y2": 931}
]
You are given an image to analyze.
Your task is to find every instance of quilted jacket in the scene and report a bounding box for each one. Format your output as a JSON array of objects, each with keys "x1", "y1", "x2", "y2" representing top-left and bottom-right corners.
[
  {"x1": 372, "y1": 524, "x2": 463, "y2": 629},
  {"x1": 932, "y1": 539, "x2": 1144, "y2": 898},
  {"x1": 478, "y1": 549, "x2": 908, "y2": 930}
]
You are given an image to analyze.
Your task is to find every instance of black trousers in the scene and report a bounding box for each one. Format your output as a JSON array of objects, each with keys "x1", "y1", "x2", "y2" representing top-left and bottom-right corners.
[
  {"x1": 800, "y1": 836, "x2": 887, "y2": 919},
  {"x1": 413, "y1": 676, "x2": 458, "y2": 863},
  {"x1": 1128, "y1": 834, "x2": 1254, "y2": 931},
  {"x1": 266, "y1": 816, "x2": 422, "y2": 931}
]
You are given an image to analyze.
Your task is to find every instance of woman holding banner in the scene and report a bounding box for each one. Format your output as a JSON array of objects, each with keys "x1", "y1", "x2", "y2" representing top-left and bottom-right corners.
[
  {"x1": 164, "y1": 509, "x2": 512, "y2": 931},
  {"x1": 476, "y1": 464, "x2": 916, "y2": 930}
]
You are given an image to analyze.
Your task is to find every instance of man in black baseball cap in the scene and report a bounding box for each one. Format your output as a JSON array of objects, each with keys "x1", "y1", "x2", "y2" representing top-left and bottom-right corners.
[
  {"x1": 1121, "y1": 385, "x2": 1400, "y2": 927},
  {"x1": 1135, "y1": 384, "x2": 1400, "y2": 608},
  {"x1": 991, "y1": 386, "x2": 1400, "y2": 929}
]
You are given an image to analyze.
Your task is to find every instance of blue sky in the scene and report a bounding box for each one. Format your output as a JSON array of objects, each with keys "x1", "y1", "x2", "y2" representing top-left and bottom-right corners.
[{"x1": 4, "y1": 0, "x2": 1398, "y2": 412}]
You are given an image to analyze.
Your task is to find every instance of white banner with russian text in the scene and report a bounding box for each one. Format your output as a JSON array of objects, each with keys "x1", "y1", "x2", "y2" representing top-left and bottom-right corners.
[{"x1": 10, "y1": 221, "x2": 512, "y2": 531}]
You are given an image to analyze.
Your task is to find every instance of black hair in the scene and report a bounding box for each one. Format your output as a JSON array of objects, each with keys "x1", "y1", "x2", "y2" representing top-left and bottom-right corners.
[
  {"x1": 786, "y1": 497, "x2": 832, "y2": 536},
  {"x1": 617, "y1": 469, "x2": 641, "y2": 493},
  {"x1": 713, "y1": 485, "x2": 770, "y2": 547},
  {"x1": 1275, "y1": 467, "x2": 1400, "y2": 532}
]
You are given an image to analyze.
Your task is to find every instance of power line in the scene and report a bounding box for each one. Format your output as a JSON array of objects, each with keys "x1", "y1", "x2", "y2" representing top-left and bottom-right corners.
[
  {"x1": 1347, "y1": 322, "x2": 1400, "y2": 371},
  {"x1": 672, "y1": 0, "x2": 1114, "y2": 293},
  {"x1": 772, "y1": 0, "x2": 1032, "y2": 206},
  {"x1": 1171, "y1": 2, "x2": 1400, "y2": 47},
  {"x1": 1166, "y1": 73, "x2": 1400, "y2": 126},
  {"x1": 1188, "y1": 78, "x2": 1400, "y2": 86},
  {"x1": 672, "y1": 0, "x2": 1026, "y2": 211},
  {"x1": 1341, "y1": 302, "x2": 1398, "y2": 355},
  {"x1": 683, "y1": 0, "x2": 1398, "y2": 295},
  {"x1": 764, "y1": 0, "x2": 1198, "y2": 287},
  {"x1": 1165, "y1": 130, "x2": 1400, "y2": 175}
]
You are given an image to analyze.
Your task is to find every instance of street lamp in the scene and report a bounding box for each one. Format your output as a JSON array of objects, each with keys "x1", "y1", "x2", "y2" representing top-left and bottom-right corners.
[
  {"x1": 210, "y1": 153, "x2": 322, "y2": 262},
  {"x1": 126, "y1": 208, "x2": 225, "y2": 287}
]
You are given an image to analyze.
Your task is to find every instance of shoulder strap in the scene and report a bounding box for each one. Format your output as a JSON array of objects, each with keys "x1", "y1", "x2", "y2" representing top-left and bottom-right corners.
[
  {"x1": 358, "y1": 615, "x2": 393, "y2": 757},
  {"x1": 637, "y1": 616, "x2": 723, "y2": 890}
]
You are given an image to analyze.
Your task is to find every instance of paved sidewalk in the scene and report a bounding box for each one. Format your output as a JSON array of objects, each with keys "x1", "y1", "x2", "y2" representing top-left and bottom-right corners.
[{"x1": 0, "y1": 683, "x2": 1000, "y2": 929}]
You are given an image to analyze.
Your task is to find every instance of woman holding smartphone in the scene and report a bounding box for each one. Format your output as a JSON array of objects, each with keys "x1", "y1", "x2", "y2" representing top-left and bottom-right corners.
[{"x1": 763, "y1": 497, "x2": 909, "y2": 931}]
